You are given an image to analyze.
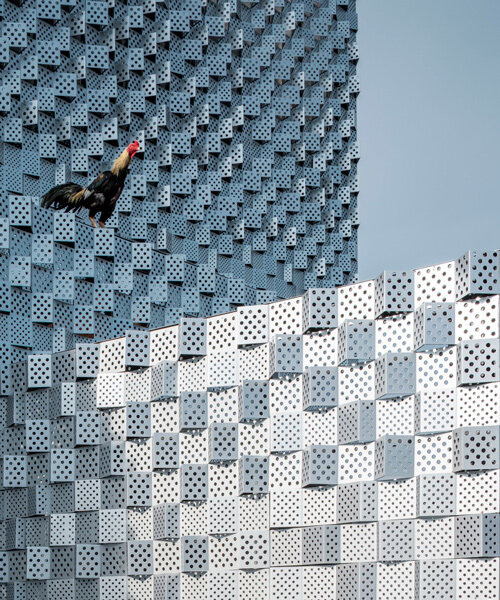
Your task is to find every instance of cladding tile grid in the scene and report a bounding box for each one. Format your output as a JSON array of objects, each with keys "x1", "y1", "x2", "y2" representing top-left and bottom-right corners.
[
  {"x1": 1, "y1": 0, "x2": 500, "y2": 596},
  {"x1": 0, "y1": 251, "x2": 498, "y2": 598},
  {"x1": 0, "y1": 0, "x2": 360, "y2": 367}
]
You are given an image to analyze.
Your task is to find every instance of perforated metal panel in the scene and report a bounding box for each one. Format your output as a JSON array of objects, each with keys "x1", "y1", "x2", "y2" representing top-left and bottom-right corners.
[
  {"x1": 0, "y1": 0, "x2": 360, "y2": 375},
  {"x1": 1, "y1": 249, "x2": 500, "y2": 599}
]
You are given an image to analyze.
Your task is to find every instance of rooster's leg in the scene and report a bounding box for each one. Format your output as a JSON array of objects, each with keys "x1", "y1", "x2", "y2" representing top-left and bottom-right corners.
[
  {"x1": 89, "y1": 215, "x2": 98, "y2": 228},
  {"x1": 98, "y1": 221, "x2": 106, "y2": 228}
]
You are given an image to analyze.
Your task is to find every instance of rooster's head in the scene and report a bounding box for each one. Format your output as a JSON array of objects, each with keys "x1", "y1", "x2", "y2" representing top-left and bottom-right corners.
[{"x1": 127, "y1": 140, "x2": 140, "y2": 158}]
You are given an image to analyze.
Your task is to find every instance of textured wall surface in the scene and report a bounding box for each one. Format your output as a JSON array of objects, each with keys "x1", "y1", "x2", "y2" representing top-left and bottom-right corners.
[
  {"x1": 2, "y1": 0, "x2": 499, "y2": 598},
  {"x1": 0, "y1": 250, "x2": 499, "y2": 599},
  {"x1": 0, "y1": 0, "x2": 359, "y2": 346}
]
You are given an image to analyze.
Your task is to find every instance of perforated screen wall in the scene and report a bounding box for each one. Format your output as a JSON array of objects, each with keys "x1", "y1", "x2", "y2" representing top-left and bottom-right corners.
[
  {"x1": 0, "y1": 251, "x2": 499, "y2": 599},
  {"x1": 0, "y1": 0, "x2": 360, "y2": 362}
]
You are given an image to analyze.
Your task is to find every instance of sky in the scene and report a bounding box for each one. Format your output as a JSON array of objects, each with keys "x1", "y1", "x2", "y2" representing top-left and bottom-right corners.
[{"x1": 356, "y1": 0, "x2": 500, "y2": 280}]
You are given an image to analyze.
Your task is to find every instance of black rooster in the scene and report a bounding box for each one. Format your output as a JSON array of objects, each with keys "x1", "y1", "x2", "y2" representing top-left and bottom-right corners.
[{"x1": 41, "y1": 140, "x2": 140, "y2": 228}]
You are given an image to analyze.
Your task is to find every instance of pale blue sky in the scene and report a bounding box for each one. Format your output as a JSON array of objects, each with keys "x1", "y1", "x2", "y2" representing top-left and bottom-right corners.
[{"x1": 356, "y1": 0, "x2": 500, "y2": 279}]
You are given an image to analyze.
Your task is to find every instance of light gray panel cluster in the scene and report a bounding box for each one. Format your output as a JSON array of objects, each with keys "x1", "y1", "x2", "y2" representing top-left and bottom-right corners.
[{"x1": 0, "y1": 252, "x2": 499, "y2": 599}]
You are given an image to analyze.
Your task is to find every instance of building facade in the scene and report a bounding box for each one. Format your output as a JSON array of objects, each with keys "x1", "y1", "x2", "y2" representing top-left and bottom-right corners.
[
  {"x1": 0, "y1": 251, "x2": 499, "y2": 599},
  {"x1": 1, "y1": 0, "x2": 499, "y2": 598},
  {"x1": 1, "y1": 0, "x2": 359, "y2": 357}
]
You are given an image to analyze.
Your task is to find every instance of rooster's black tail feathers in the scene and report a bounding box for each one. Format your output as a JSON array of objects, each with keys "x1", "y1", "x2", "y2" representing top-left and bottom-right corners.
[{"x1": 41, "y1": 183, "x2": 85, "y2": 211}]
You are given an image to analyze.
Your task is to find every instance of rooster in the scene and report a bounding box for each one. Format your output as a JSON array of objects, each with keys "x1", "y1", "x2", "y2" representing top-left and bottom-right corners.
[{"x1": 41, "y1": 140, "x2": 140, "y2": 228}]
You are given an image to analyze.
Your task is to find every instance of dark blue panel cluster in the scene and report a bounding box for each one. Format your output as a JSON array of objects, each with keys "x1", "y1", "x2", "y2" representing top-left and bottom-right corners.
[{"x1": 0, "y1": 0, "x2": 360, "y2": 358}]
